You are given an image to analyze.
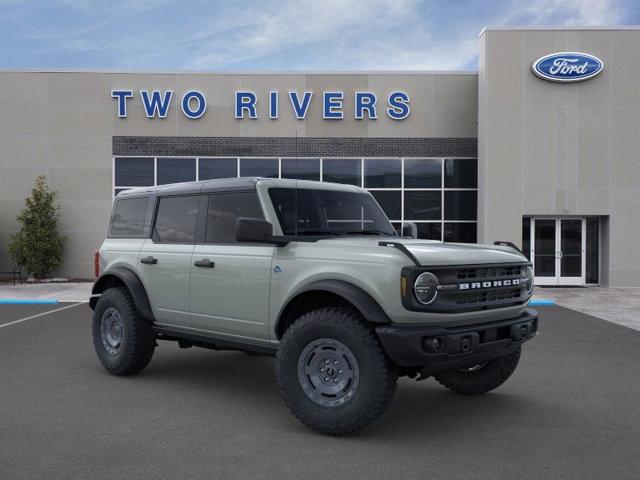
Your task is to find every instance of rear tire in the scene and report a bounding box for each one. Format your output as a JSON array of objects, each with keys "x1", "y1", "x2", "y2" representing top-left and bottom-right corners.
[
  {"x1": 276, "y1": 307, "x2": 397, "y2": 435},
  {"x1": 92, "y1": 287, "x2": 155, "y2": 375},
  {"x1": 434, "y1": 347, "x2": 521, "y2": 395}
]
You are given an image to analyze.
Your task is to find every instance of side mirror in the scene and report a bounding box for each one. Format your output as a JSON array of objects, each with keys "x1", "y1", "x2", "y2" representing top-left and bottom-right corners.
[
  {"x1": 401, "y1": 221, "x2": 418, "y2": 239},
  {"x1": 236, "y1": 217, "x2": 274, "y2": 243}
]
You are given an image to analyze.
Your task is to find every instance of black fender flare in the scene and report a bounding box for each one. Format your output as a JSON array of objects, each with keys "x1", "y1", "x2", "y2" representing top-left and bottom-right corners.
[
  {"x1": 90, "y1": 266, "x2": 155, "y2": 321},
  {"x1": 276, "y1": 279, "x2": 391, "y2": 336}
]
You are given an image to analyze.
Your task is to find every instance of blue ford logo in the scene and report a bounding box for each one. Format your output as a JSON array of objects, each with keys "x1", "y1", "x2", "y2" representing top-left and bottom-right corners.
[{"x1": 532, "y1": 52, "x2": 603, "y2": 82}]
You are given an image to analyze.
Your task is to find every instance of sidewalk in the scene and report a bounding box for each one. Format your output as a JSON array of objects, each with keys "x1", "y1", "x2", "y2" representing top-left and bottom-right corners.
[
  {"x1": 535, "y1": 286, "x2": 640, "y2": 332},
  {"x1": 0, "y1": 282, "x2": 92, "y2": 303}
]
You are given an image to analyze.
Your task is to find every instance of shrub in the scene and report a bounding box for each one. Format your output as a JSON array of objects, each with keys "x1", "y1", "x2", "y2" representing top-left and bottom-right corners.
[{"x1": 8, "y1": 175, "x2": 67, "y2": 279}]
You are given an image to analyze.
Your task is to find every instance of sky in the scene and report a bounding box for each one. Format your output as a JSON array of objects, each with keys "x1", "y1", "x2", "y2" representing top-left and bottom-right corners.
[{"x1": 0, "y1": 0, "x2": 638, "y2": 71}]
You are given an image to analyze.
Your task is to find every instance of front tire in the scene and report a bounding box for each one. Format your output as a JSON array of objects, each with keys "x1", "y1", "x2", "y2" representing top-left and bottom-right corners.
[
  {"x1": 276, "y1": 307, "x2": 397, "y2": 435},
  {"x1": 92, "y1": 287, "x2": 156, "y2": 375},
  {"x1": 434, "y1": 347, "x2": 521, "y2": 395}
]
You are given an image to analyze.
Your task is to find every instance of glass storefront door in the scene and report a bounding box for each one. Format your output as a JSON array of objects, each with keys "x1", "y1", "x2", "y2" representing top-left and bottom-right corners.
[{"x1": 528, "y1": 218, "x2": 586, "y2": 286}]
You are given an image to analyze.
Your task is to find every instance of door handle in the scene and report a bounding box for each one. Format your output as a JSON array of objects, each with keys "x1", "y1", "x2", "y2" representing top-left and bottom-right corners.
[
  {"x1": 194, "y1": 258, "x2": 215, "y2": 268},
  {"x1": 140, "y1": 256, "x2": 157, "y2": 265}
]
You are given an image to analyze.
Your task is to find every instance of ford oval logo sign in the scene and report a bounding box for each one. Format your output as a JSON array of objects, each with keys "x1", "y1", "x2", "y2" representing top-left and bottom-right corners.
[{"x1": 532, "y1": 52, "x2": 604, "y2": 82}]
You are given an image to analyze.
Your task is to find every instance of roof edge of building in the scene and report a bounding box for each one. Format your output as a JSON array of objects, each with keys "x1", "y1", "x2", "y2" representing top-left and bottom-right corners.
[{"x1": 479, "y1": 25, "x2": 640, "y2": 38}]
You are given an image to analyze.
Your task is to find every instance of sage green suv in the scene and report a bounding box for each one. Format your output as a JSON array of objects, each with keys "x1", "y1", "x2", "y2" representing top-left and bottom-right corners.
[{"x1": 90, "y1": 178, "x2": 537, "y2": 435}]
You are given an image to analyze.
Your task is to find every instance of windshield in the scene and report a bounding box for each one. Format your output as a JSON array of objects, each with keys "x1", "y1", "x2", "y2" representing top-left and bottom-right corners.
[{"x1": 268, "y1": 188, "x2": 397, "y2": 236}]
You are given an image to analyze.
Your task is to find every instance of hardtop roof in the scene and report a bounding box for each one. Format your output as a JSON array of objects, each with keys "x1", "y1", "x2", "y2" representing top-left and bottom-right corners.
[{"x1": 116, "y1": 177, "x2": 362, "y2": 198}]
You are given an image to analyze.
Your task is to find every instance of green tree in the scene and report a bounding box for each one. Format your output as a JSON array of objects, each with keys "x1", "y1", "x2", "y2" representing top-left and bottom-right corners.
[{"x1": 9, "y1": 175, "x2": 67, "y2": 278}]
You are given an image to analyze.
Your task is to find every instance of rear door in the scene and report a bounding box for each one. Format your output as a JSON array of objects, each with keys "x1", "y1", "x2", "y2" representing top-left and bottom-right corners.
[
  {"x1": 137, "y1": 194, "x2": 201, "y2": 327},
  {"x1": 189, "y1": 191, "x2": 274, "y2": 339}
]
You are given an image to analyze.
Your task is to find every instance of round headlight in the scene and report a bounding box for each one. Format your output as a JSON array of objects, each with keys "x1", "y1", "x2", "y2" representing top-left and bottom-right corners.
[
  {"x1": 414, "y1": 272, "x2": 439, "y2": 305},
  {"x1": 525, "y1": 266, "x2": 534, "y2": 294}
]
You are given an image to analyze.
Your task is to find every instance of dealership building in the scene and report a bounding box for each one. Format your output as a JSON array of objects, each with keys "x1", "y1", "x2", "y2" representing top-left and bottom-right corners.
[{"x1": 0, "y1": 26, "x2": 639, "y2": 286}]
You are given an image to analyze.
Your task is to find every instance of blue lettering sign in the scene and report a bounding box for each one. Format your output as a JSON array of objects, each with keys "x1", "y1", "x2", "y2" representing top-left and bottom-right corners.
[
  {"x1": 323, "y1": 92, "x2": 343, "y2": 119},
  {"x1": 235, "y1": 91, "x2": 257, "y2": 119},
  {"x1": 111, "y1": 90, "x2": 133, "y2": 118},
  {"x1": 181, "y1": 90, "x2": 206, "y2": 119},
  {"x1": 355, "y1": 92, "x2": 377, "y2": 120},
  {"x1": 289, "y1": 91, "x2": 313, "y2": 119},
  {"x1": 269, "y1": 91, "x2": 278, "y2": 119},
  {"x1": 140, "y1": 90, "x2": 173, "y2": 118},
  {"x1": 387, "y1": 91, "x2": 410, "y2": 120}
]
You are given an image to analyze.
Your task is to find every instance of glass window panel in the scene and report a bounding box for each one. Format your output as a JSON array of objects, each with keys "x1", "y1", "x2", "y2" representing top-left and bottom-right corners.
[
  {"x1": 281, "y1": 158, "x2": 320, "y2": 181},
  {"x1": 391, "y1": 222, "x2": 402, "y2": 236},
  {"x1": 157, "y1": 158, "x2": 196, "y2": 185},
  {"x1": 199, "y1": 158, "x2": 237, "y2": 180},
  {"x1": 364, "y1": 158, "x2": 401, "y2": 188},
  {"x1": 416, "y1": 223, "x2": 442, "y2": 241},
  {"x1": 322, "y1": 158, "x2": 361, "y2": 186},
  {"x1": 534, "y1": 219, "x2": 556, "y2": 277},
  {"x1": 206, "y1": 192, "x2": 263, "y2": 244},
  {"x1": 110, "y1": 197, "x2": 148, "y2": 237},
  {"x1": 114, "y1": 188, "x2": 131, "y2": 196},
  {"x1": 240, "y1": 158, "x2": 279, "y2": 178},
  {"x1": 370, "y1": 191, "x2": 401, "y2": 220},
  {"x1": 444, "y1": 159, "x2": 477, "y2": 188},
  {"x1": 586, "y1": 217, "x2": 599, "y2": 284},
  {"x1": 404, "y1": 158, "x2": 441, "y2": 188},
  {"x1": 444, "y1": 223, "x2": 477, "y2": 243},
  {"x1": 154, "y1": 195, "x2": 200, "y2": 243},
  {"x1": 404, "y1": 191, "x2": 441, "y2": 220},
  {"x1": 115, "y1": 158, "x2": 154, "y2": 187},
  {"x1": 444, "y1": 191, "x2": 477, "y2": 220},
  {"x1": 560, "y1": 219, "x2": 582, "y2": 277}
]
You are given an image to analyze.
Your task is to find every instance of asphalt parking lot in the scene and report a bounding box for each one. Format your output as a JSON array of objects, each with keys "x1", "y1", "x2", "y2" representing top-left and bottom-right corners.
[{"x1": 1, "y1": 303, "x2": 639, "y2": 480}]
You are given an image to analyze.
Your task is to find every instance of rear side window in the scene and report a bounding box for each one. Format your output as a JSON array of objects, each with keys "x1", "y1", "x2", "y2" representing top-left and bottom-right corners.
[
  {"x1": 110, "y1": 197, "x2": 149, "y2": 237},
  {"x1": 205, "y1": 192, "x2": 263, "y2": 243},
  {"x1": 153, "y1": 195, "x2": 200, "y2": 243}
]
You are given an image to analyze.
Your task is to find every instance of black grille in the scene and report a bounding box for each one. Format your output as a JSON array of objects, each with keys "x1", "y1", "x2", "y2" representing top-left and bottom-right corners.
[
  {"x1": 457, "y1": 266, "x2": 523, "y2": 281},
  {"x1": 457, "y1": 287, "x2": 522, "y2": 305},
  {"x1": 401, "y1": 262, "x2": 532, "y2": 313}
]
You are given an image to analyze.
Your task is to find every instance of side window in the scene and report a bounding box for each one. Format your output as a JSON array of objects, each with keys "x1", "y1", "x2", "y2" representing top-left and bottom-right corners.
[
  {"x1": 110, "y1": 197, "x2": 149, "y2": 237},
  {"x1": 153, "y1": 195, "x2": 200, "y2": 243},
  {"x1": 206, "y1": 192, "x2": 263, "y2": 243}
]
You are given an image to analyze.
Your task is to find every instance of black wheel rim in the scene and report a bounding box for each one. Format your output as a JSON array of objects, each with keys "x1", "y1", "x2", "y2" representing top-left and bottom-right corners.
[
  {"x1": 101, "y1": 307, "x2": 124, "y2": 355},
  {"x1": 297, "y1": 338, "x2": 360, "y2": 407}
]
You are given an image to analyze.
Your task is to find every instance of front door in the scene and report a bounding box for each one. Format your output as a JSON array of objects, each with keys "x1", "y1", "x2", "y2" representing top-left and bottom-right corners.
[
  {"x1": 189, "y1": 191, "x2": 274, "y2": 340},
  {"x1": 530, "y1": 218, "x2": 585, "y2": 286}
]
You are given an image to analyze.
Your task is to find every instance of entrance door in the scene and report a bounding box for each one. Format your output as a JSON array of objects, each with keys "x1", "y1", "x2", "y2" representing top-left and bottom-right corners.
[{"x1": 531, "y1": 218, "x2": 586, "y2": 286}]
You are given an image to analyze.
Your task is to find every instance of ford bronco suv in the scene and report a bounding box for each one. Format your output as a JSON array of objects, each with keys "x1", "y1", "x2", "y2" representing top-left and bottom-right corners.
[{"x1": 91, "y1": 178, "x2": 537, "y2": 435}]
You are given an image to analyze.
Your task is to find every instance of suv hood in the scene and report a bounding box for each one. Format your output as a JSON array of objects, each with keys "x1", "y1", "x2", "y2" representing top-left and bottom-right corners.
[{"x1": 318, "y1": 237, "x2": 527, "y2": 266}]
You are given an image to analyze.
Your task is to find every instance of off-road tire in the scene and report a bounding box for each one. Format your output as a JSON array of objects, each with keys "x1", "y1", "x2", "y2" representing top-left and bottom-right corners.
[
  {"x1": 276, "y1": 307, "x2": 398, "y2": 435},
  {"x1": 434, "y1": 347, "x2": 521, "y2": 395},
  {"x1": 92, "y1": 287, "x2": 155, "y2": 375}
]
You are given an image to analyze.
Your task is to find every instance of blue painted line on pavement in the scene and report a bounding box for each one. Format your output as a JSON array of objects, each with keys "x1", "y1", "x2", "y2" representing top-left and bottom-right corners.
[
  {"x1": 529, "y1": 299, "x2": 555, "y2": 306},
  {"x1": 0, "y1": 299, "x2": 59, "y2": 305}
]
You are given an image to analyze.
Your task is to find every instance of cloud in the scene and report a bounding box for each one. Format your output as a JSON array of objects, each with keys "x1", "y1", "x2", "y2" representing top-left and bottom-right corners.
[
  {"x1": 3, "y1": 0, "x2": 634, "y2": 70},
  {"x1": 507, "y1": 0, "x2": 624, "y2": 26},
  {"x1": 187, "y1": 0, "x2": 630, "y2": 70}
]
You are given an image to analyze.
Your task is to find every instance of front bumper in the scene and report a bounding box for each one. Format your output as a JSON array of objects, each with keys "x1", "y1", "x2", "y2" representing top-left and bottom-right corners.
[{"x1": 375, "y1": 309, "x2": 538, "y2": 372}]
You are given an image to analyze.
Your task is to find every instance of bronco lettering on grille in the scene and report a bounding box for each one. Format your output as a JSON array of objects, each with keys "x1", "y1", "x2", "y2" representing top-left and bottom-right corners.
[{"x1": 458, "y1": 279, "x2": 520, "y2": 290}]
